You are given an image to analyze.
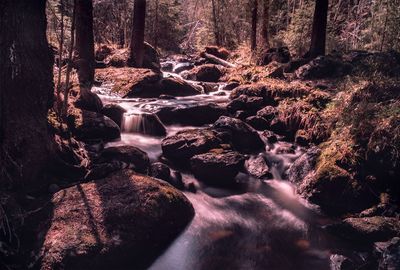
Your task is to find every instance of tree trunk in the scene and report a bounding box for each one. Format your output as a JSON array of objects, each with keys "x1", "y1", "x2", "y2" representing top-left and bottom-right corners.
[
  {"x1": 307, "y1": 0, "x2": 329, "y2": 58},
  {"x1": 0, "y1": 0, "x2": 54, "y2": 189},
  {"x1": 251, "y1": 0, "x2": 258, "y2": 51},
  {"x1": 75, "y1": 0, "x2": 95, "y2": 85},
  {"x1": 261, "y1": 0, "x2": 270, "y2": 49},
  {"x1": 153, "y1": 0, "x2": 159, "y2": 49},
  {"x1": 129, "y1": 0, "x2": 146, "y2": 67},
  {"x1": 211, "y1": 0, "x2": 221, "y2": 46}
]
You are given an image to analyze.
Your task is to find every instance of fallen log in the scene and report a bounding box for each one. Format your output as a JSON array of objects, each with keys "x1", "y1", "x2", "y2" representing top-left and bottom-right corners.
[{"x1": 201, "y1": 52, "x2": 237, "y2": 68}]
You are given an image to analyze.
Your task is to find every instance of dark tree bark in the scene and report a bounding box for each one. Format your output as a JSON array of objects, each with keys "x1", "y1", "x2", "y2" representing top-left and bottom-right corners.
[
  {"x1": 0, "y1": 0, "x2": 54, "y2": 189},
  {"x1": 261, "y1": 0, "x2": 270, "y2": 49},
  {"x1": 211, "y1": 0, "x2": 221, "y2": 46},
  {"x1": 307, "y1": 0, "x2": 329, "y2": 58},
  {"x1": 251, "y1": 0, "x2": 258, "y2": 51},
  {"x1": 129, "y1": 0, "x2": 147, "y2": 67},
  {"x1": 75, "y1": 0, "x2": 95, "y2": 85}
]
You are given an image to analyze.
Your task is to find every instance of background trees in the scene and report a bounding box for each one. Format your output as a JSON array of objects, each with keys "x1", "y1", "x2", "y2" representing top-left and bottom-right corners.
[{"x1": 129, "y1": 0, "x2": 146, "y2": 67}]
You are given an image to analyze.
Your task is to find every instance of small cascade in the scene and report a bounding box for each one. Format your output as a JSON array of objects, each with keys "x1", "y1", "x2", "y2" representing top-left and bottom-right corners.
[{"x1": 121, "y1": 112, "x2": 167, "y2": 137}]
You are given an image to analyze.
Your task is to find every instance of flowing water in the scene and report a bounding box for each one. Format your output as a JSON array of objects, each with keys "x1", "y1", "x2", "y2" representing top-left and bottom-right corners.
[{"x1": 93, "y1": 63, "x2": 348, "y2": 270}]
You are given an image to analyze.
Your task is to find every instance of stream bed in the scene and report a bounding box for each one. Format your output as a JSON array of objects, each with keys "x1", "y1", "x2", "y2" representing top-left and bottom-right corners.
[{"x1": 92, "y1": 66, "x2": 352, "y2": 270}]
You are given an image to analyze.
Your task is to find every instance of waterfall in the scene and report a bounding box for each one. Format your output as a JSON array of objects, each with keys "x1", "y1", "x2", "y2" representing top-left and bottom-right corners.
[{"x1": 121, "y1": 112, "x2": 167, "y2": 136}]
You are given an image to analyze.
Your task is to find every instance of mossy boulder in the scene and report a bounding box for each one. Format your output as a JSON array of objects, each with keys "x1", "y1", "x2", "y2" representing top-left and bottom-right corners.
[{"x1": 38, "y1": 170, "x2": 194, "y2": 270}]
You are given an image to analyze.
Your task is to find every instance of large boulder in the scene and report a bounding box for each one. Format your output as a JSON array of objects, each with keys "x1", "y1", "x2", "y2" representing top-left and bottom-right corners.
[
  {"x1": 158, "y1": 77, "x2": 202, "y2": 97},
  {"x1": 287, "y1": 147, "x2": 321, "y2": 184},
  {"x1": 67, "y1": 108, "x2": 120, "y2": 142},
  {"x1": 212, "y1": 116, "x2": 265, "y2": 152},
  {"x1": 95, "y1": 68, "x2": 201, "y2": 98},
  {"x1": 161, "y1": 129, "x2": 224, "y2": 164},
  {"x1": 74, "y1": 88, "x2": 104, "y2": 113},
  {"x1": 96, "y1": 68, "x2": 162, "y2": 97},
  {"x1": 181, "y1": 64, "x2": 224, "y2": 82},
  {"x1": 190, "y1": 150, "x2": 245, "y2": 185},
  {"x1": 96, "y1": 146, "x2": 150, "y2": 174},
  {"x1": 101, "y1": 104, "x2": 126, "y2": 128},
  {"x1": 142, "y1": 42, "x2": 161, "y2": 71},
  {"x1": 38, "y1": 170, "x2": 194, "y2": 270},
  {"x1": 156, "y1": 103, "x2": 227, "y2": 126},
  {"x1": 326, "y1": 217, "x2": 400, "y2": 244}
]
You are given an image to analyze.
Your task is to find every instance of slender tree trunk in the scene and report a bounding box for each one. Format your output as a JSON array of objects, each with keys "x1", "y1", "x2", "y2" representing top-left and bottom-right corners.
[
  {"x1": 153, "y1": 0, "x2": 159, "y2": 48},
  {"x1": 211, "y1": 0, "x2": 221, "y2": 46},
  {"x1": 261, "y1": 0, "x2": 270, "y2": 49},
  {"x1": 0, "y1": 0, "x2": 54, "y2": 189},
  {"x1": 56, "y1": 0, "x2": 65, "y2": 106},
  {"x1": 307, "y1": 0, "x2": 329, "y2": 58},
  {"x1": 63, "y1": 0, "x2": 77, "y2": 117},
  {"x1": 251, "y1": 0, "x2": 258, "y2": 51},
  {"x1": 129, "y1": 0, "x2": 146, "y2": 67},
  {"x1": 75, "y1": 0, "x2": 95, "y2": 85}
]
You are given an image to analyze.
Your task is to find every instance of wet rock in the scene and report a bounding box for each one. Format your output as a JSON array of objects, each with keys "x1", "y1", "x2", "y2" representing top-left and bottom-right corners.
[
  {"x1": 97, "y1": 145, "x2": 150, "y2": 174},
  {"x1": 187, "y1": 182, "x2": 197, "y2": 193},
  {"x1": 295, "y1": 55, "x2": 352, "y2": 80},
  {"x1": 156, "y1": 103, "x2": 227, "y2": 126},
  {"x1": 122, "y1": 113, "x2": 167, "y2": 136},
  {"x1": 330, "y1": 254, "x2": 356, "y2": 270},
  {"x1": 170, "y1": 170, "x2": 185, "y2": 190},
  {"x1": 374, "y1": 237, "x2": 400, "y2": 270},
  {"x1": 173, "y1": 62, "x2": 194, "y2": 73},
  {"x1": 67, "y1": 108, "x2": 120, "y2": 142},
  {"x1": 200, "y1": 82, "x2": 220, "y2": 93},
  {"x1": 234, "y1": 110, "x2": 251, "y2": 120},
  {"x1": 326, "y1": 217, "x2": 400, "y2": 243},
  {"x1": 223, "y1": 81, "x2": 240, "y2": 91},
  {"x1": 48, "y1": 184, "x2": 61, "y2": 194},
  {"x1": 245, "y1": 116, "x2": 269, "y2": 131},
  {"x1": 258, "y1": 47, "x2": 291, "y2": 65},
  {"x1": 150, "y1": 162, "x2": 171, "y2": 182},
  {"x1": 182, "y1": 64, "x2": 224, "y2": 82},
  {"x1": 275, "y1": 144, "x2": 296, "y2": 154},
  {"x1": 213, "y1": 116, "x2": 265, "y2": 152},
  {"x1": 190, "y1": 150, "x2": 246, "y2": 186},
  {"x1": 159, "y1": 94, "x2": 176, "y2": 100},
  {"x1": 262, "y1": 130, "x2": 278, "y2": 143},
  {"x1": 245, "y1": 155, "x2": 272, "y2": 179},
  {"x1": 39, "y1": 170, "x2": 194, "y2": 270},
  {"x1": 159, "y1": 77, "x2": 202, "y2": 96},
  {"x1": 227, "y1": 95, "x2": 248, "y2": 112},
  {"x1": 161, "y1": 61, "x2": 174, "y2": 72},
  {"x1": 101, "y1": 104, "x2": 126, "y2": 127},
  {"x1": 204, "y1": 46, "x2": 230, "y2": 60},
  {"x1": 287, "y1": 147, "x2": 320, "y2": 184},
  {"x1": 74, "y1": 89, "x2": 104, "y2": 113},
  {"x1": 162, "y1": 129, "x2": 223, "y2": 163}
]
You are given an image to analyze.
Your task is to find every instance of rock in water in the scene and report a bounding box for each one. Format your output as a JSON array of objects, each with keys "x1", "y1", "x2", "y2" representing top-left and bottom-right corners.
[
  {"x1": 67, "y1": 108, "x2": 120, "y2": 142},
  {"x1": 190, "y1": 150, "x2": 246, "y2": 186},
  {"x1": 101, "y1": 104, "x2": 126, "y2": 128},
  {"x1": 38, "y1": 170, "x2": 194, "y2": 270},
  {"x1": 245, "y1": 155, "x2": 272, "y2": 179},
  {"x1": 162, "y1": 129, "x2": 223, "y2": 164},
  {"x1": 212, "y1": 116, "x2": 265, "y2": 152},
  {"x1": 97, "y1": 145, "x2": 150, "y2": 174},
  {"x1": 326, "y1": 216, "x2": 400, "y2": 244}
]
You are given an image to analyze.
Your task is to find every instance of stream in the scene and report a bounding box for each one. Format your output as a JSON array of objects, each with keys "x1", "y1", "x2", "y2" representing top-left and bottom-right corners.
[{"x1": 92, "y1": 64, "x2": 349, "y2": 270}]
